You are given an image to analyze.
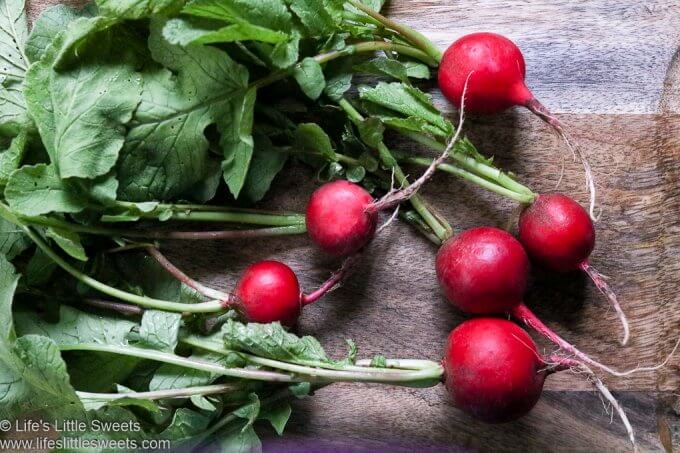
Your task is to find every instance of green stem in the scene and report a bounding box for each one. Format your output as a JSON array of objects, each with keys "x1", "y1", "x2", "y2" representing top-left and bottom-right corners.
[
  {"x1": 348, "y1": 0, "x2": 443, "y2": 62},
  {"x1": 18, "y1": 214, "x2": 307, "y2": 239},
  {"x1": 0, "y1": 204, "x2": 226, "y2": 314},
  {"x1": 404, "y1": 157, "x2": 536, "y2": 204},
  {"x1": 181, "y1": 336, "x2": 444, "y2": 386},
  {"x1": 401, "y1": 131, "x2": 537, "y2": 203},
  {"x1": 60, "y1": 343, "x2": 298, "y2": 382},
  {"x1": 77, "y1": 383, "x2": 240, "y2": 401},
  {"x1": 250, "y1": 40, "x2": 436, "y2": 90},
  {"x1": 111, "y1": 202, "x2": 305, "y2": 226},
  {"x1": 338, "y1": 98, "x2": 452, "y2": 241}
]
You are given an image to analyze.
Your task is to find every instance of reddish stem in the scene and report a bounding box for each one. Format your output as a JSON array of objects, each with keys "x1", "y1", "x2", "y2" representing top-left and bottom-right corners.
[
  {"x1": 300, "y1": 254, "x2": 361, "y2": 305},
  {"x1": 509, "y1": 302, "x2": 622, "y2": 376},
  {"x1": 580, "y1": 261, "x2": 630, "y2": 346},
  {"x1": 146, "y1": 247, "x2": 235, "y2": 308}
]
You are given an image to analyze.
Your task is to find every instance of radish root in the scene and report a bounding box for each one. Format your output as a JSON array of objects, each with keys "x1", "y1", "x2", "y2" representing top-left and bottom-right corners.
[
  {"x1": 511, "y1": 303, "x2": 679, "y2": 376},
  {"x1": 368, "y1": 72, "x2": 472, "y2": 213},
  {"x1": 580, "y1": 261, "x2": 630, "y2": 346},
  {"x1": 526, "y1": 99, "x2": 599, "y2": 221},
  {"x1": 547, "y1": 355, "x2": 637, "y2": 451}
]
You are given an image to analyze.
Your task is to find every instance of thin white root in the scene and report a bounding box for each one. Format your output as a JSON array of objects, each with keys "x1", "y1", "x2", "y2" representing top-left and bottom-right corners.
[
  {"x1": 369, "y1": 72, "x2": 472, "y2": 213},
  {"x1": 584, "y1": 364, "x2": 638, "y2": 451},
  {"x1": 580, "y1": 261, "x2": 630, "y2": 346},
  {"x1": 526, "y1": 100, "x2": 599, "y2": 221},
  {"x1": 545, "y1": 356, "x2": 637, "y2": 452},
  {"x1": 377, "y1": 205, "x2": 400, "y2": 234}
]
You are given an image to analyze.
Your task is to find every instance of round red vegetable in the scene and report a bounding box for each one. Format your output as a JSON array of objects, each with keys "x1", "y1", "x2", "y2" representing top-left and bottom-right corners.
[
  {"x1": 306, "y1": 180, "x2": 378, "y2": 256},
  {"x1": 234, "y1": 260, "x2": 301, "y2": 326},
  {"x1": 444, "y1": 318, "x2": 546, "y2": 423},
  {"x1": 436, "y1": 227, "x2": 529, "y2": 314},
  {"x1": 518, "y1": 193, "x2": 594, "y2": 272}
]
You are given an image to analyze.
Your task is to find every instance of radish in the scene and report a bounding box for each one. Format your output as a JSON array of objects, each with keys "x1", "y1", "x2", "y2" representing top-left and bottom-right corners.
[
  {"x1": 145, "y1": 247, "x2": 356, "y2": 326},
  {"x1": 436, "y1": 226, "x2": 628, "y2": 373},
  {"x1": 518, "y1": 193, "x2": 629, "y2": 344},
  {"x1": 306, "y1": 180, "x2": 378, "y2": 256},
  {"x1": 437, "y1": 32, "x2": 597, "y2": 219},
  {"x1": 443, "y1": 318, "x2": 635, "y2": 446}
]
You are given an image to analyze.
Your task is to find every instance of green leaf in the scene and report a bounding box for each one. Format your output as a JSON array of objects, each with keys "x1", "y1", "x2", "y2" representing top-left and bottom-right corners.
[
  {"x1": 359, "y1": 82, "x2": 453, "y2": 136},
  {"x1": 220, "y1": 87, "x2": 257, "y2": 198},
  {"x1": 258, "y1": 400, "x2": 291, "y2": 435},
  {"x1": 118, "y1": 19, "x2": 249, "y2": 201},
  {"x1": 346, "y1": 165, "x2": 365, "y2": 182},
  {"x1": 96, "y1": 0, "x2": 185, "y2": 19},
  {"x1": 24, "y1": 19, "x2": 142, "y2": 180},
  {"x1": 323, "y1": 58, "x2": 353, "y2": 102},
  {"x1": 0, "y1": 128, "x2": 28, "y2": 188},
  {"x1": 0, "y1": 0, "x2": 28, "y2": 85},
  {"x1": 46, "y1": 227, "x2": 87, "y2": 261},
  {"x1": 288, "y1": 381, "x2": 310, "y2": 397},
  {"x1": 0, "y1": 0, "x2": 29, "y2": 134},
  {"x1": 357, "y1": 117, "x2": 384, "y2": 148},
  {"x1": 25, "y1": 4, "x2": 92, "y2": 63},
  {"x1": 0, "y1": 86, "x2": 26, "y2": 136},
  {"x1": 0, "y1": 258, "x2": 85, "y2": 420},
  {"x1": 134, "y1": 310, "x2": 182, "y2": 353},
  {"x1": 293, "y1": 57, "x2": 325, "y2": 100},
  {"x1": 161, "y1": 408, "x2": 211, "y2": 441},
  {"x1": 15, "y1": 305, "x2": 137, "y2": 347},
  {"x1": 289, "y1": 0, "x2": 341, "y2": 36},
  {"x1": 149, "y1": 351, "x2": 244, "y2": 391},
  {"x1": 355, "y1": 57, "x2": 430, "y2": 82},
  {"x1": 25, "y1": 247, "x2": 56, "y2": 285},
  {"x1": 183, "y1": 0, "x2": 293, "y2": 31},
  {"x1": 164, "y1": 18, "x2": 288, "y2": 46},
  {"x1": 269, "y1": 34, "x2": 299, "y2": 68},
  {"x1": 223, "y1": 320, "x2": 332, "y2": 364},
  {"x1": 241, "y1": 135, "x2": 287, "y2": 202},
  {"x1": 294, "y1": 123, "x2": 336, "y2": 161},
  {"x1": 5, "y1": 164, "x2": 87, "y2": 216},
  {"x1": 216, "y1": 423, "x2": 261, "y2": 453},
  {"x1": 0, "y1": 216, "x2": 29, "y2": 260},
  {"x1": 233, "y1": 392, "x2": 260, "y2": 429}
]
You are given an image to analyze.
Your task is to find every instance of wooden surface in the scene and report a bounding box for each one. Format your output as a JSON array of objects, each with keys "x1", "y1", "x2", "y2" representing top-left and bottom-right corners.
[{"x1": 27, "y1": 0, "x2": 680, "y2": 451}]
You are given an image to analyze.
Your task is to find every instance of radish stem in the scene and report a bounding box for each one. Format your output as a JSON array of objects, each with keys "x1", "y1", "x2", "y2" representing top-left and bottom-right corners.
[
  {"x1": 77, "y1": 383, "x2": 240, "y2": 401},
  {"x1": 347, "y1": 0, "x2": 443, "y2": 62},
  {"x1": 338, "y1": 98, "x2": 453, "y2": 241},
  {"x1": 0, "y1": 203, "x2": 227, "y2": 314}
]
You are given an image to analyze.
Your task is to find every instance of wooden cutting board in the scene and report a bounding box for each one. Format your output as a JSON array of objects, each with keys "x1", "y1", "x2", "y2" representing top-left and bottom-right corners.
[{"x1": 27, "y1": 1, "x2": 680, "y2": 451}]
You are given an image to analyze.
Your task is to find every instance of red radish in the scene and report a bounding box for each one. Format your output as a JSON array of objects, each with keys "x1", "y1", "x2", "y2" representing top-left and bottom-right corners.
[
  {"x1": 444, "y1": 318, "x2": 545, "y2": 422},
  {"x1": 145, "y1": 247, "x2": 355, "y2": 326},
  {"x1": 443, "y1": 318, "x2": 636, "y2": 447},
  {"x1": 518, "y1": 193, "x2": 629, "y2": 345},
  {"x1": 438, "y1": 32, "x2": 597, "y2": 219},
  {"x1": 436, "y1": 227, "x2": 528, "y2": 314},
  {"x1": 435, "y1": 226, "x2": 625, "y2": 374},
  {"x1": 234, "y1": 260, "x2": 302, "y2": 326},
  {"x1": 306, "y1": 180, "x2": 378, "y2": 256}
]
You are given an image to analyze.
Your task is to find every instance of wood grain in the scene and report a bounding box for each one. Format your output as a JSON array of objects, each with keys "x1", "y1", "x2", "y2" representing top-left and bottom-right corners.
[{"x1": 25, "y1": 0, "x2": 680, "y2": 451}]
